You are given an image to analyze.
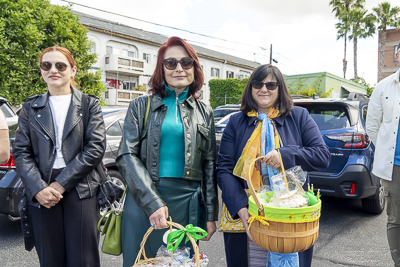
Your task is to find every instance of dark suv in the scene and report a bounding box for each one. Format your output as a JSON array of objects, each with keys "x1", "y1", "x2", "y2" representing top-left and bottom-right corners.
[
  {"x1": 294, "y1": 93, "x2": 384, "y2": 214},
  {"x1": 213, "y1": 104, "x2": 240, "y2": 123}
]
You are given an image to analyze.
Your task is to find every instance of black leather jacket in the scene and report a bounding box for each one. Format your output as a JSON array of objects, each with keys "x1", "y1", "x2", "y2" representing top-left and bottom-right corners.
[
  {"x1": 116, "y1": 93, "x2": 218, "y2": 221},
  {"x1": 13, "y1": 88, "x2": 106, "y2": 205}
]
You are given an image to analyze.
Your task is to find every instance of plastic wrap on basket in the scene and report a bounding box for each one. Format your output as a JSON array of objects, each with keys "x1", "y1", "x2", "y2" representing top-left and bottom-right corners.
[{"x1": 246, "y1": 156, "x2": 321, "y2": 254}]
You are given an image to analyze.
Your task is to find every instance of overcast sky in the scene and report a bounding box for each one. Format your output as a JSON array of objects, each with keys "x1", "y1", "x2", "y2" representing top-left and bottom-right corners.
[{"x1": 51, "y1": 0, "x2": 400, "y2": 86}]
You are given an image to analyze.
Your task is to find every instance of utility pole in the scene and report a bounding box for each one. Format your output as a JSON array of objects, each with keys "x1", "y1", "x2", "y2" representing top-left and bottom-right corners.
[{"x1": 269, "y1": 44, "x2": 272, "y2": 64}]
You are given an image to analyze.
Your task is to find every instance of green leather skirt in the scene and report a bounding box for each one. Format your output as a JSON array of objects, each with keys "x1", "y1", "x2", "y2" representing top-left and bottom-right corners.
[{"x1": 121, "y1": 177, "x2": 207, "y2": 267}]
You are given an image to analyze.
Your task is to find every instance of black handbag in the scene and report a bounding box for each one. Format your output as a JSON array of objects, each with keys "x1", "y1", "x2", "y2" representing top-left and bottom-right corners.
[
  {"x1": 81, "y1": 94, "x2": 125, "y2": 209},
  {"x1": 96, "y1": 163, "x2": 125, "y2": 209}
]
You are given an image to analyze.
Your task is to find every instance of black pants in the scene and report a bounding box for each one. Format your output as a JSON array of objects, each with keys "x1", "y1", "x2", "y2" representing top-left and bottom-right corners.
[
  {"x1": 223, "y1": 232, "x2": 314, "y2": 267},
  {"x1": 29, "y1": 169, "x2": 100, "y2": 267}
]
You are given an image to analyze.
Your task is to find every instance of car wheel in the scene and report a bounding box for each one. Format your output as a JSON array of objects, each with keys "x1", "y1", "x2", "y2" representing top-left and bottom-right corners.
[
  {"x1": 107, "y1": 169, "x2": 126, "y2": 186},
  {"x1": 362, "y1": 179, "x2": 385, "y2": 214}
]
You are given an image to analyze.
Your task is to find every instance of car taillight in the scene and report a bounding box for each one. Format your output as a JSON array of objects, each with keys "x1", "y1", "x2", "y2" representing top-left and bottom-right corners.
[
  {"x1": 350, "y1": 183, "x2": 356, "y2": 194},
  {"x1": 324, "y1": 133, "x2": 370, "y2": 148},
  {"x1": 0, "y1": 153, "x2": 15, "y2": 169}
]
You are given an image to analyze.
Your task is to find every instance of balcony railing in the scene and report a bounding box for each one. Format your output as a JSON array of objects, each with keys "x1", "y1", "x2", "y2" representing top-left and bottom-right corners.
[
  {"x1": 104, "y1": 54, "x2": 145, "y2": 75},
  {"x1": 104, "y1": 88, "x2": 146, "y2": 106}
]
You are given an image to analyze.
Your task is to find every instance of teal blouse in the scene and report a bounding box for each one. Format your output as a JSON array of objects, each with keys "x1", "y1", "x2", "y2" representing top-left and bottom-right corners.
[{"x1": 159, "y1": 86, "x2": 189, "y2": 178}]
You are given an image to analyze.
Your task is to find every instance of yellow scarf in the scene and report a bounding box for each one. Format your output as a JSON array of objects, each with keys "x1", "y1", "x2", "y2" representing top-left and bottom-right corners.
[{"x1": 233, "y1": 107, "x2": 280, "y2": 190}]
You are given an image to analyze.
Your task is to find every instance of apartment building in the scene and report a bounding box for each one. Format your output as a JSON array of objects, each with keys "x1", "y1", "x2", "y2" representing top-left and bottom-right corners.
[
  {"x1": 378, "y1": 28, "x2": 400, "y2": 81},
  {"x1": 76, "y1": 11, "x2": 260, "y2": 105}
]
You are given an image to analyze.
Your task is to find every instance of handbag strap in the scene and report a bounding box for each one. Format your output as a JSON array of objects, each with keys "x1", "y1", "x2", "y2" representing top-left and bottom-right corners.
[
  {"x1": 81, "y1": 94, "x2": 108, "y2": 183},
  {"x1": 97, "y1": 184, "x2": 128, "y2": 232},
  {"x1": 144, "y1": 95, "x2": 150, "y2": 127}
]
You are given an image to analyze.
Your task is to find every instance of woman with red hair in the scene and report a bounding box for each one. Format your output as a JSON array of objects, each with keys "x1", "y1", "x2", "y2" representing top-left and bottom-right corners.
[
  {"x1": 117, "y1": 36, "x2": 218, "y2": 266},
  {"x1": 13, "y1": 46, "x2": 106, "y2": 266}
]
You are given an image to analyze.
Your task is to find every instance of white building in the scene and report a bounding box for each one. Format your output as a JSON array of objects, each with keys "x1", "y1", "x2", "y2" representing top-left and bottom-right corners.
[{"x1": 76, "y1": 11, "x2": 260, "y2": 105}]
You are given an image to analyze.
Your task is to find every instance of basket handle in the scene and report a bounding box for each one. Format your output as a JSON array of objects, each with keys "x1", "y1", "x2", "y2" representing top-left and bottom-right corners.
[
  {"x1": 133, "y1": 221, "x2": 200, "y2": 267},
  {"x1": 246, "y1": 151, "x2": 289, "y2": 216}
]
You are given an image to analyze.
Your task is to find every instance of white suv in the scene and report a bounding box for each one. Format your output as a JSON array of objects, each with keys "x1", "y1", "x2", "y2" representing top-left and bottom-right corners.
[{"x1": 0, "y1": 97, "x2": 18, "y2": 126}]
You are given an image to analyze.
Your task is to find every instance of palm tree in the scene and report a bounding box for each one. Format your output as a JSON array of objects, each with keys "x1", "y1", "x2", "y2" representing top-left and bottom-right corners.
[
  {"x1": 347, "y1": 8, "x2": 376, "y2": 79},
  {"x1": 372, "y1": 2, "x2": 400, "y2": 81},
  {"x1": 329, "y1": 0, "x2": 365, "y2": 79}
]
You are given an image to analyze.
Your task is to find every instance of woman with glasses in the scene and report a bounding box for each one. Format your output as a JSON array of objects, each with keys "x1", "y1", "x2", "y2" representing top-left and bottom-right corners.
[
  {"x1": 117, "y1": 36, "x2": 218, "y2": 266},
  {"x1": 13, "y1": 46, "x2": 106, "y2": 267},
  {"x1": 217, "y1": 64, "x2": 330, "y2": 267}
]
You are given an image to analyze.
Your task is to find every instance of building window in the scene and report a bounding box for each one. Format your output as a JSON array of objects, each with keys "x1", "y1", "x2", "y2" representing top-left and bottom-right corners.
[
  {"x1": 90, "y1": 43, "x2": 96, "y2": 54},
  {"x1": 226, "y1": 71, "x2": 234, "y2": 78},
  {"x1": 211, "y1": 68, "x2": 220, "y2": 77},
  {"x1": 123, "y1": 82, "x2": 136, "y2": 90},
  {"x1": 143, "y1": 53, "x2": 151, "y2": 64},
  {"x1": 128, "y1": 51, "x2": 136, "y2": 58},
  {"x1": 106, "y1": 46, "x2": 112, "y2": 54},
  {"x1": 238, "y1": 74, "x2": 244, "y2": 80},
  {"x1": 105, "y1": 57, "x2": 109, "y2": 64}
]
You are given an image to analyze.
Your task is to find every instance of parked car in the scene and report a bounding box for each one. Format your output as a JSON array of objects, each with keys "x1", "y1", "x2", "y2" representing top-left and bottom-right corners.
[
  {"x1": 0, "y1": 97, "x2": 18, "y2": 126},
  {"x1": 215, "y1": 111, "x2": 239, "y2": 155},
  {"x1": 213, "y1": 104, "x2": 240, "y2": 123},
  {"x1": 0, "y1": 107, "x2": 128, "y2": 220},
  {"x1": 215, "y1": 93, "x2": 384, "y2": 214}
]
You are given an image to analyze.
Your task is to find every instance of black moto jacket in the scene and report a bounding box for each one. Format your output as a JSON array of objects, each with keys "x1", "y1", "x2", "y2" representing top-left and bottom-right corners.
[
  {"x1": 13, "y1": 87, "x2": 106, "y2": 205},
  {"x1": 116, "y1": 93, "x2": 218, "y2": 221}
]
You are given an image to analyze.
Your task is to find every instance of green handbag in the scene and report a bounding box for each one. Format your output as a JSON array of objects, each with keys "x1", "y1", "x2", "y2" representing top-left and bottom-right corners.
[
  {"x1": 97, "y1": 188, "x2": 127, "y2": 255},
  {"x1": 97, "y1": 95, "x2": 151, "y2": 255}
]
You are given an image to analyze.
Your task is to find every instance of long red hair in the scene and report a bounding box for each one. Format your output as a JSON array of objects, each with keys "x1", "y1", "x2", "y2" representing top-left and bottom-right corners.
[{"x1": 149, "y1": 37, "x2": 204, "y2": 98}]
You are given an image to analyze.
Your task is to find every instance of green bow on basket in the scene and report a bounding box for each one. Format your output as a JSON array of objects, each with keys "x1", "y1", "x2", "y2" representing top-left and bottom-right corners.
[{"x1": 166, "y1": 224, "x2": 207, "y2": 251}]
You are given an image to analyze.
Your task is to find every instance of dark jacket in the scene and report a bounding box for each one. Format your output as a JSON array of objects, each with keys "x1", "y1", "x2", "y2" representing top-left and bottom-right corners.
[
  {"x1": 116, "y1": 93, "x2": 218, "y2": 221},
  {"x1": 13, "y1": 88, "x2": 106, "y2": 205},
  {"x1": 217, "y1": 106, "x2": 331, "y2": 219}
]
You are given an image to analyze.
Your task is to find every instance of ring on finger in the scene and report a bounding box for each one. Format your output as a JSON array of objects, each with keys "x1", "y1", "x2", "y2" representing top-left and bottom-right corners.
[{"x1": 150, "y1": 222, "x2": 156, "y2": 228}]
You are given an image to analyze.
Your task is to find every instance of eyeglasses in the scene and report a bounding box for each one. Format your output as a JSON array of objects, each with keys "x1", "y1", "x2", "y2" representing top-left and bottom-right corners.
[
  {"x1": 163, "y1": 57, "x2": 195, "y2": 70},
  {"x1": 39, "y1": 62, "x2": 69, "y2": 72},
  {"x1": 251, "y1": 81, "x2": 279, "y2": 90}
]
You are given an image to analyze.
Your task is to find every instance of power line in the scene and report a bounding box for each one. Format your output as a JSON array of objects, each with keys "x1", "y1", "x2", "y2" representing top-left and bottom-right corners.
[{"x1": 60, "y1": 0, "x2": 267, "y2": 51}]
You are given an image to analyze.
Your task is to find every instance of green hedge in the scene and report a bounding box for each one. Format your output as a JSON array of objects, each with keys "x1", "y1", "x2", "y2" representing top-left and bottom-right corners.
[{"x1": 209, "y1": 78, "x2": 248, "y2": 109}]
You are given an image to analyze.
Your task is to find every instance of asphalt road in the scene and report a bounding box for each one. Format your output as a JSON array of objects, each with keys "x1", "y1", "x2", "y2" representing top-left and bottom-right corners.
[{"x1": 0, "y1": 196, "x2": 393, "y2": 267}]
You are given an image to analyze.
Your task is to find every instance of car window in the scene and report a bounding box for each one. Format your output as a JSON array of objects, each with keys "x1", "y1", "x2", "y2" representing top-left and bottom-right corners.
[
  {"x1": 119, "y1": 118, "x2": 125, "y2": 129},
  {"x1": 0, "y1": 103, "x2": 16, "y2": 118},
  {"x1": 213, "y1": 109, "x2": 224, "y2": 118},
  {"x1": 222, "y1": 110, "x2": 233, "y2": 116},
  {"x1": 362, "y1": 105, "x2": 368, "y2": 122},
  {"x1": 301, "y1": 104, "x2": 350, "y2": 131},
  {"x1": 107, "y1": 121, "x2": 123, "y2": 136}
]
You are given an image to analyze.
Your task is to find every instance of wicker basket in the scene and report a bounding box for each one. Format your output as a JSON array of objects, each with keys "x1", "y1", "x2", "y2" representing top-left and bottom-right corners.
[
  {"x1": 132, "y1": 221, "x2": 200, "y2": 267},
  {"x1": 246, "y1": 156, "x2": 321, "y2": 254}
]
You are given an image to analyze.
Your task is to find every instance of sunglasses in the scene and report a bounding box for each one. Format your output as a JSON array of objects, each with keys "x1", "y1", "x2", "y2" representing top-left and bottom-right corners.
[
  {"x1": 251, "y1": 81, "x2": 279, "y2": 90},
  {"x1": 39, "y1": 61, "x2": 69, "y2": 72},
  {"x1": 163, "y1": 57, "x2": 195, "y2": 70}
]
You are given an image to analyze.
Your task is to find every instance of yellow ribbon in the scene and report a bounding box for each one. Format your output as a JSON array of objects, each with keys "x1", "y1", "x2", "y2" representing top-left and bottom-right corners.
[{"x1": 247, "y1": 214, "x2": 270, "y2": 230}]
